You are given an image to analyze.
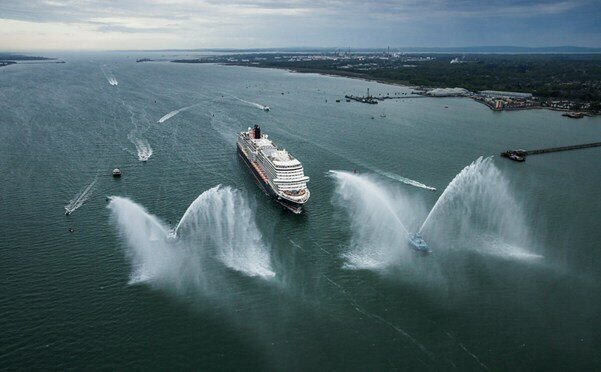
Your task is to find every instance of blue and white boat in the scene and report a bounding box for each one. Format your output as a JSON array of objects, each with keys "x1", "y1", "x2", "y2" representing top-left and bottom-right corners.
[{"x1": 407, "y1": 233, "x2": 431, "y2": 254}]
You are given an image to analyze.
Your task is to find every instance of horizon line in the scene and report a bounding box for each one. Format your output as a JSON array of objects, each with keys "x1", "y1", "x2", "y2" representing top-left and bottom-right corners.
[{"x1": 3, "y1": 45, "x2": 601, "y2": 54}]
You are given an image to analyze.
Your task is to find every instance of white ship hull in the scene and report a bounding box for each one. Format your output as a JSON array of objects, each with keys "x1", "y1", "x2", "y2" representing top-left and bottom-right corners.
[{"x1": 237, "y1": 125, "x2": 310, "y2": 213}]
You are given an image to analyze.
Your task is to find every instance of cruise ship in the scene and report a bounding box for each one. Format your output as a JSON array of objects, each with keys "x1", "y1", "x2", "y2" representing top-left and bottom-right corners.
[{"x1": 237, "y1": 125, "x2": 310, "y2": 213}]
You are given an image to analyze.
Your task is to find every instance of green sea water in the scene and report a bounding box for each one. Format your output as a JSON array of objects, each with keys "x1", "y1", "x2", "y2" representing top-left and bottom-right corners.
[{"x1": 1, "y1": 52, "x2": 600, "y2": 370}]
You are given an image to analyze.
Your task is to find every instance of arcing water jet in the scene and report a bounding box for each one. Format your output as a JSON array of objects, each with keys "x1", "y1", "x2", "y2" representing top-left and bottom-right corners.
[
  {"x1": 329, "y1": 170, "x2": 420, "y2": 269},
  {"x1": 420, "y1": 157, "x2": 541, "y2": 260},
  {"x1": 331, "y1": 157, "x2": 541, "y2": 268},
  {"x1": 107, "y1": 186, "x2": 275, "y2": 291},
  {"x1": 173, "y1": 185, "x2": 275, "y2": 278}
]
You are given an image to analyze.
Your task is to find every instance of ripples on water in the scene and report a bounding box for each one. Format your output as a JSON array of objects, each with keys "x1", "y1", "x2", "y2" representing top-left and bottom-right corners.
[{"x1": 2, "y1": 58, "x2": 599, "y2": 370}]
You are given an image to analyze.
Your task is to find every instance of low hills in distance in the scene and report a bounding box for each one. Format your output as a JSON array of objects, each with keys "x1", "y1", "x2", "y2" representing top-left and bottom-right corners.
[
  {"x1": 166, "y1": 49, "x2": 601, "y2": 113},
  {"x1": 121, "y1": 46, "x2": 601, "y2": 54},
  {"x1": 0, "y1": 53, "x2": 63, "y2": 68}
]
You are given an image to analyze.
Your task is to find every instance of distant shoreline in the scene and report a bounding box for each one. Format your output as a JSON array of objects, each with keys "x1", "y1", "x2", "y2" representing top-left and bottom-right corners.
[
  {"x1": 170, "y1": 59, "x2": 599, "y2": 117},
  {"x1": 172, "y1": 59, "x2": 419, "y2": 88},
  {"x1": 0, "y1": 53, "x2": 60, "y2": 68}
]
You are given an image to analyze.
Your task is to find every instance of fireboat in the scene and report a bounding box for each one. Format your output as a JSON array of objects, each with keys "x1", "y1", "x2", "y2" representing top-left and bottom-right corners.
[{"x1": 407, "y1": 233, "x2": 431, "y2": 254}]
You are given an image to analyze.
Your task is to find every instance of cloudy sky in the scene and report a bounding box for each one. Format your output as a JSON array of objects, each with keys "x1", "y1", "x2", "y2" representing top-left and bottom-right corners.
[{"x1": 0, "y1": 0, "x2": 600, "y2": 51}]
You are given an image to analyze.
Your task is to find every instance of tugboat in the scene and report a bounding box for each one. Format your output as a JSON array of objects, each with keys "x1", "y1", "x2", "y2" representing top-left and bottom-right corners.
[
  {"x1": 407, "y1": 233, "x2": 431, "y2": 254},
  {"x1": 501, "y1": 150, "x2": 526, "y2": 162},
  {"x1": 112, "y1": 168, "x2": 122, "y2": 177},
  {"x1": 509, "y1": 153, "x2": 525, "y2": 162}
]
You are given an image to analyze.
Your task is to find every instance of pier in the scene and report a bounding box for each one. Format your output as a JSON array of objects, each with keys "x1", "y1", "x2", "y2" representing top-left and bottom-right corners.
[
  {"x1": 501, "y1": 142, "x2": 601, "y2": 161},
  {"x1": 344, "y1": 88, "x2": 424, "y2": 104},
  {"x1": 345, "y1": 94, "x2": 379, "y2": 104}
]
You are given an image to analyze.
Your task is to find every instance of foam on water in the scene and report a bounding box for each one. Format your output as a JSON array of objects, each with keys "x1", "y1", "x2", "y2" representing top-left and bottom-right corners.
[
  {"x1": 108, "y1": 186, "x2": 274, "y2": 290},
  {"x1": 64, "y1": 178, "x2": 97, "y2": 214},
  {"x1": 208, "y1": 106, "x2": 241, "y2": 145},
  {"x1": 101, "y1": 66, "x2": 118, "y2": 86},
  {"x1": 126, "y1": 129, "x2": 153, "y2": 161},
  {"x1": 231, "y1": 95, "x2": 269, "y2": 111},
  {"x1": 157, "y1": 104, "x2": 198, "y2": 123},
  {"x1": 133, "y1": 138, "x2": 153, "y2": 161},
  {"x1": 376, "y1": 170, "x2": 436, "y2": 191}
]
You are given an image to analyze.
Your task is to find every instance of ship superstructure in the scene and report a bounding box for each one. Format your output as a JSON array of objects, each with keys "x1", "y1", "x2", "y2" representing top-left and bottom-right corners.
[{"x1": 237, "y1": 125, "x2": 310, "y2": 213}]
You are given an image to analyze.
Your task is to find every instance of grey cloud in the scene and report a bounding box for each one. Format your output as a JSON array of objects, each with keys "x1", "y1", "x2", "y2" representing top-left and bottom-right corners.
[{"x1": 0, "y1": 0, "x2": 588, "y2": 24}]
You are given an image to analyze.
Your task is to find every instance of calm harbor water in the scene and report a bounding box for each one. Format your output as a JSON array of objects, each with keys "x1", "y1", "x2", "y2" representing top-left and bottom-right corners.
[{"x1": 1, "y1": 52, "x2": 600, "y2": 370}]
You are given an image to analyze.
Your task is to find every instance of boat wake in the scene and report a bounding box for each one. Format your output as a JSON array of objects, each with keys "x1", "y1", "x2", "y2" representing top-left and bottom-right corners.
[
  {"x1": 107, "y1": 186, "x2": 274, "y2": 291},
  {"x1": 208, "y1": 106, "x2": 240, "y2": 145},
  {"x1": 133, "y1": 138, "x2": 153, "y2": 161},
  {"x1": 101, "y1": 66, "x2": 118, "y2": 86},
  {"x1": 376, "y1": 170, "x2": 436, "y2": 191},
  {"x1": 231, "y1": 96, "x2": 269, "y2": 111},
  {"x1": 157, "y1": 104, "x2": 198, "y2": 123},
  {"x1": 127, "y1": 130, "x2": 153, "y2": 161},
  {"x1": 65, "y1": 178, "x2": 97, "y2": 215}
]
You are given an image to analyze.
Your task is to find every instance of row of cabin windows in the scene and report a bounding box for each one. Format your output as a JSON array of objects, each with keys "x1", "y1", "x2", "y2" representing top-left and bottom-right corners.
[
  {"x1": 258, "y1": 155, "x2": 279, "y2": 180},
  {"x1": 239, "y1": 142, "x2": 305, "y2": 180},
  {"x1": 273, "y1": 164, "x2": 301, "y2": 169},
  {"x1": 276, "y1": 172, "x2": 304, "y2": 179},
  {"x1": 276, "y1": 176, "x2": 306, "y2": 182},
  {"x1": 277, "y1": 168, "x2": 303, "y2": 174},
  {"x1": 278, "y1": 184, "x2": 307, "y2": 190}
]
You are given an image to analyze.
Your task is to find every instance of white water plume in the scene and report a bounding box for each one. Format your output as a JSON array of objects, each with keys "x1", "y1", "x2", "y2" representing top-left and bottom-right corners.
[
  {"x1": 173, "y1": 185, "x2": 275, "y2": 278},
  {"x1": 101, "y1": 66, "x2": 118, "y2": 86},
  {"x1": 133, "y1": 138, "x2": 153, "y2": 161},
  {"x1": 64, "y1": 178, "x2": 97, "y2": 215},
  {"x1": 329, "y1": 170, "x2": 425, "y2": 270},
  {"x1": 108, "y1": 186, "x2": 274, "y2": 289},
  {"x1": 331, "y1": 157, "x2": 541, "y2": 271},
  {"x1": 157, "y1": 104, "x2": 198, "y2": 123},
  {"x1": 420, "y1": 157, "x2": 541, "y2": 260},
  {"x1": 107, "y1": 197, "x2": 176, "y2": 285},
  {"x1": 127, "y1": 130, "x2": 153, "y2": 161}
]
